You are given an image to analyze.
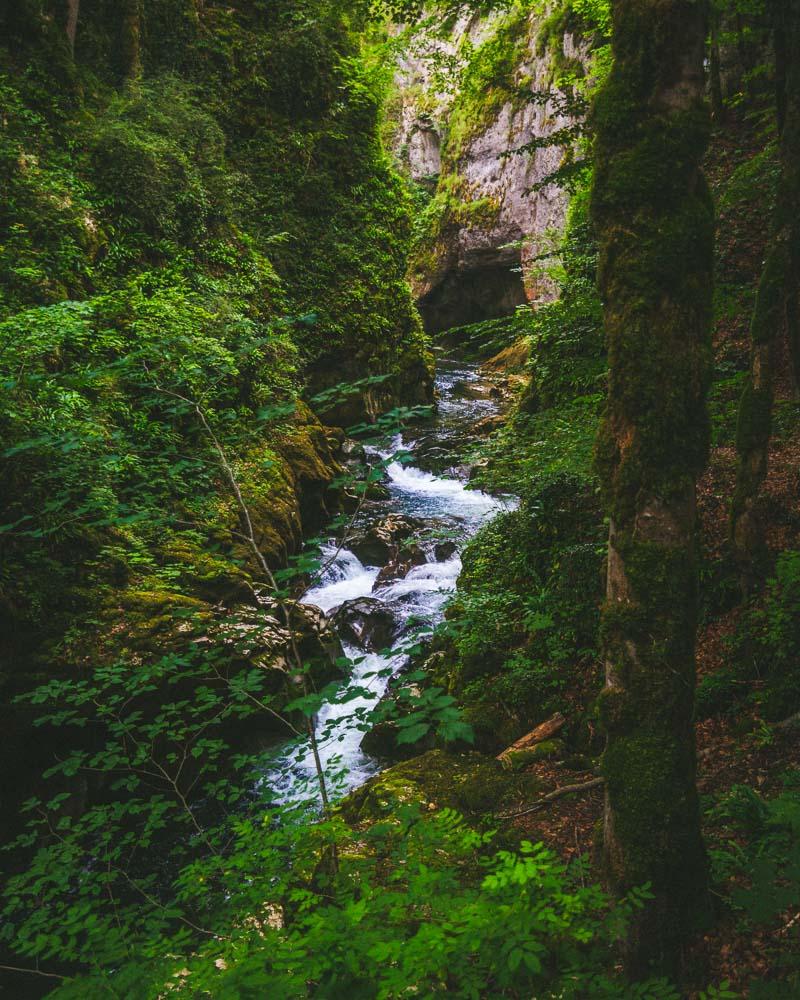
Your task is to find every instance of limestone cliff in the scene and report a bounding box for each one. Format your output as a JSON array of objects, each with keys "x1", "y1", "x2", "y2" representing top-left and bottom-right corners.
[{"x1": 390, "y1": 7, "x2": 585, "y2": 332}]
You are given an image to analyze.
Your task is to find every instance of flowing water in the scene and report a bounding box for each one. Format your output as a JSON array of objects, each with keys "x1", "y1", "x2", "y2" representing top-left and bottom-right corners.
[{"x1": 267, "y1": 360, "x2": 515, "y2": 802}]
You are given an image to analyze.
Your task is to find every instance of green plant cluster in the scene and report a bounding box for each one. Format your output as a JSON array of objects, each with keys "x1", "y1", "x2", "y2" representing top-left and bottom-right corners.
[
  {"x1": 472, "y1": 184, "x2": 605, "y2": 495},
  {"x1": 697, "y1": 550, "x2": 800, "y2": 721},
  {"x1": 6, "y1": 766, "x2": 677, "y2": 1000},
  {"x1": 707, "y1": 775, "x2": 800, "y2": 997},
  {"x1": 436, "y1": 472, "x2": 604, "y2": 752}
]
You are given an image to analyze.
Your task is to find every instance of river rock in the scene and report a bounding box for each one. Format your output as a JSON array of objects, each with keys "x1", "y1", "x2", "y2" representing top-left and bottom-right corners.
[
  {"x1": 349, "y1": 514, "x2": 424, "y2": 566},
  {"x1": 474, "y1": 413, "x2": 506, "y2": 435},
  {"x1": 373, "y1": 542, "x2": 427, "y2": 587},
  {"x1": 288, "y1": 601, "x2": 346, "y2": 681},
  {"x1": 340, "y1": 437, "x2": 365, "y2": 462},
  {"x1": 332, "y1": 598, "x2": 396, "y2": 652},
  {"x1": 433, "y1": 540, "x2": 458, "y2": 561}
]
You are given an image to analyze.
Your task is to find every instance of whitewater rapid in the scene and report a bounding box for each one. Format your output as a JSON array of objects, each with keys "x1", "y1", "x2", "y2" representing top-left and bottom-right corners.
[{"x1": 266, "y1": 363, "x2": 514, "y2": 803}]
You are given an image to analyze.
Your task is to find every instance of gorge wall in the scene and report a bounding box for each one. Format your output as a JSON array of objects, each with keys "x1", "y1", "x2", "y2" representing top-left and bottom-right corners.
[{"x1": 389, "y1": 6, "x2": 584, "y2": 333}]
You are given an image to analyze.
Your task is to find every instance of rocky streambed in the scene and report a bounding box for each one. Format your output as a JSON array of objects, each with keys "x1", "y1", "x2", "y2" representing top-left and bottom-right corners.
[{"x1": 267, "y1": 359, "x2": 517, "y2": 803}]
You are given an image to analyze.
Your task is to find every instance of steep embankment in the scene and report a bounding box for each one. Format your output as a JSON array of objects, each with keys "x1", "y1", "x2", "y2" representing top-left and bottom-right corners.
[{"x1": 0, "y1": 1, "x2": 431, "y2": 840}]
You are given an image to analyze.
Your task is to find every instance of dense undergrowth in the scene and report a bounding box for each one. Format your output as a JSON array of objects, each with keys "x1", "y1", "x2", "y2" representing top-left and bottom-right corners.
[{"x1": 0, "y1": 0, "x2": 433, "y2": 844}]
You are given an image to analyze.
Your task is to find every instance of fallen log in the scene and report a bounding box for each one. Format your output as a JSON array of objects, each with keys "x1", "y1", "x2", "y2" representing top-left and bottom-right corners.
[
  {"x1": 497, "y1": 776, "x2": 604, "y2": 822},
  {"x1": 496, "y1": 712, "x2": 567, "y2": 762}
]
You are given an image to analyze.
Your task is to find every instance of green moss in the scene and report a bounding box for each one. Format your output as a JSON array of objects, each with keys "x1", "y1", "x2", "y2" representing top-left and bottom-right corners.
[
  {"x1": 502, "y1": 739, "x2": 565, "y2": 772},
  {"x1": 341, "y1": 750, "x2": 540, "y2": 825}
]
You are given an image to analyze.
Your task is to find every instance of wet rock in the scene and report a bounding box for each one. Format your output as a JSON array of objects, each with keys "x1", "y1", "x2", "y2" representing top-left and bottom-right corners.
[
  {"x1": 373, "y1": 543, "x2": 427, "y2": 587},
  {"x1": 433, "y1": 540, "x2": 458, "y2": 561},
  {"x1": 222, "y1": 599, "x2": 344, "y2": 685},
  {"x1": 450, "y1": 377, "x2": 503, "y2": 402},
  {"x1": 474, "y1": 413, "x2": 506, "y2": 435},
  {"x1": 349, "y1": 514, "x2": 424, "y2": 566},
  {"x1": 290, "y1": 601, "x2": 345, "y2": 676},
  {"x1": 332, "y1": 597, "x2": 396, "y2": 652}
]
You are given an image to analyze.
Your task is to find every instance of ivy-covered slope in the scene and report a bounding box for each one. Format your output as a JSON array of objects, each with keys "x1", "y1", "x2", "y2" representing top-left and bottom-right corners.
[{"x1": 0, "y1": 0, "x2": 431, "y2": 836}]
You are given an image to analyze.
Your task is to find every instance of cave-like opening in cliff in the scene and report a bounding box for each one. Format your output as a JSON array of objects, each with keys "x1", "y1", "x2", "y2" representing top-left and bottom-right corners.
[{"x1": 417, "y1": 259, "x2": 528, "y2": 335}]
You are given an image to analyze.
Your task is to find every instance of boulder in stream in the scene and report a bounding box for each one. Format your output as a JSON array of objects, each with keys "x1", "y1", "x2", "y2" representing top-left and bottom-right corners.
[
  {"x1": 373, "y1": 542, "x2": 428, "y2": 587},
  {"x1": 342, "y1": 750, "x2": 541, "y2": 824},
  {"x1": 349, "y1": 514, "x2": 424, "y2": 566},
  {"x1": 332, "y1": 597, "x2": 396, "y2": 652}
]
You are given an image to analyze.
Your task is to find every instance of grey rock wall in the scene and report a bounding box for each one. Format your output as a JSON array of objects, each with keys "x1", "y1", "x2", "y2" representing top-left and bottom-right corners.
[{"x1": 391, "y1": 11, "x2": 583, "y2": 331}]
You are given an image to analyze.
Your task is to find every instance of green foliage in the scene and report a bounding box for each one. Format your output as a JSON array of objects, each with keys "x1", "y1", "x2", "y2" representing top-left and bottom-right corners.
[
  {"x1": 7, "y1": 786, "x2": 672, "y2": 998},
  {"x1": 471, "y1": 184, "x2": 605, "y2": 495},
  {"x1": 708, "y1": 777, "x2": 800, "y2": 994},
  {"x1": 699, "y1": 552, "x2": 800, "y2": 722},
  {"x1": 437, "y1": 473, "x2": 604, "y2": 751},
  {"x1": 437, "y1": 308, "x2": 532, "y2": 360},
  {"x1": 0, "y1": 1, "x2": 433, "y2": 903},
  {"x1": 735, "y1": 551, "x2": 800, "y2": 720},
  {"x1": 89, "y1": 77, "x2": 239, "y2": 244},
  {"x1": 718, "y1": 137, "x2": 780, "y2": 213},
  {"x1": 524, "y1": 192, "x2": 605, "y2": 408}
]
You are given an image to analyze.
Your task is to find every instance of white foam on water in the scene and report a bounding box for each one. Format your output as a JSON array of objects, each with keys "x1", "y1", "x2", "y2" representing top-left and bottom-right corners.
[
  {"x1": 303, "y1": 548, "x2": 380, "y2": 614},
  {"x1": 376, "y1": 556, "x2": 462, "y2": 602},
  {"x1": 268, "y1": 642, "x2": 405, "y2": 803},
  {"x1": 264, "y1": 364, "x2": 518, "y2": 806}
]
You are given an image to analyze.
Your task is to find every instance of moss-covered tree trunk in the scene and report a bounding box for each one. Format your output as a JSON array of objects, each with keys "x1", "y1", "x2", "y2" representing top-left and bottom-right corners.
[
  {"x1": 65, "y1": 0, "x2": 79, "y2": 54},
  {"x1": 590, "y1": 0, "x2": 714, "y2": 979},
  {"x1": 731, "y1": 0, "x2": 800, "y2": 582},
  {"x1": 120, "y1": 0, "x2": 142, "y2": 83}
]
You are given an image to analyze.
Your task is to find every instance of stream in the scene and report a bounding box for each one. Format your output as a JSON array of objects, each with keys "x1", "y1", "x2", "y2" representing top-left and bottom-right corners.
[{"x1": 268, "y1": 360, "x2": 515, "y2": 803}]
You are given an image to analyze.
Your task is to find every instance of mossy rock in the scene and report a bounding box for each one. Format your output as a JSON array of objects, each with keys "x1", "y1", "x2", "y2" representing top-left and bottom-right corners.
[
  {"x1": 502, "y1": 739, "x2": 565, "y2": 772},
  {"x1": 159, "y1": 539, "x2": 253, "y2": 605},
  {"x1": 113, "y1": 588, "x2": 212, "y2": 644},
  {"x1": 341, "y1": 750, "x2": 540, "y2": 825}
]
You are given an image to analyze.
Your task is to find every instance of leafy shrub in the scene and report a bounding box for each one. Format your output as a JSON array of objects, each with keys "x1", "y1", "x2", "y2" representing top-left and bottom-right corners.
[
  {"x1": 9, "y1": 794, "x2": 673, "y2": 999},
  {"x1": 735, "y1": 551, "x2": 800, "y2": 720},
  {"x1": 439, "y1": 473, "x2": 604, "y2": 749},
  {"x1": 90, "y1": 77, "x2": 239, "y2": 242},
  {"x1": 708, "y1": 777, "x2": 800, "y2": 996}
]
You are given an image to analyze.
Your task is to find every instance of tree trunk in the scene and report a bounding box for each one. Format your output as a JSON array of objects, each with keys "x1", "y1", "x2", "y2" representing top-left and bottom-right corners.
[
  {"x1": 65, "y1": 0, "x2": 79, "y2": 55},
  {"x1": 590, "y1": 0, "x2": 714, "y2": 979},
  {"x1": 709, "y1": 11, "x2": 724, "y2": 121},
  {"x1": 120, "y1": 0, "x2": 142, "y2": 83},
  {"x1": 731, "y1": 0, "x2": 800, "y2": 581}
]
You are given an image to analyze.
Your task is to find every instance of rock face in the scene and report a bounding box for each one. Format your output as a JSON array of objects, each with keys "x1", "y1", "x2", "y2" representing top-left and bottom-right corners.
[{"x1": 392, "y1": 10, "x2": 584, "y2": 332}]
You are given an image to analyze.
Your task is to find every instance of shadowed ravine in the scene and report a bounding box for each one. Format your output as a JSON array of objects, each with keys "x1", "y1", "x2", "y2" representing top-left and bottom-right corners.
[{"x1": 268, "y1": 360, "x2": 517, "y2": 801}]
